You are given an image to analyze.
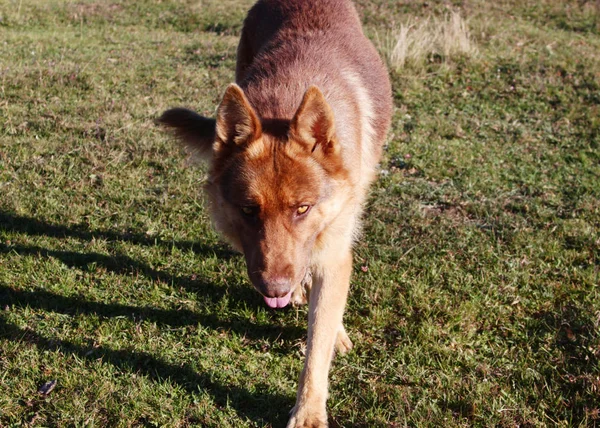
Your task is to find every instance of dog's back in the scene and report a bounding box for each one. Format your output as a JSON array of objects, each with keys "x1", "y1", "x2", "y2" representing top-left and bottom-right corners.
[{"x1": 237, "y1": 0, "x2": 392, "y2": 191}]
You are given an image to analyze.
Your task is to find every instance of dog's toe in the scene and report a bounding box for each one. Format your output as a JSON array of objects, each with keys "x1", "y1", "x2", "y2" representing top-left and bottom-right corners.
[
  {"x1": 287, "y1": 407, "x2": 328, "y2": 428},
  {"x1": 335, "y1": 327, "x2": 353, "y2": 355},
  {"x1": 291, "y1": 271, "x2": 312, "y2": 306},
  {"x1": 291, "y1": 286, "x2": 308, "y2": 306}
]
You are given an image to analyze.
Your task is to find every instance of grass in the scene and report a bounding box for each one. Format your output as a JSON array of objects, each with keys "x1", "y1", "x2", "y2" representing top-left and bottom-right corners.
[
  {"x1": 382, "y1": 12, "x2": 476, "y2": 72},
  {"x1": 1, "y1": 0, "x2": 599, "y2": 426}
]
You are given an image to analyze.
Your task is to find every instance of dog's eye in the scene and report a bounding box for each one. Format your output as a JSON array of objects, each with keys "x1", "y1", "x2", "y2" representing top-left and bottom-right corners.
[
  {"x1": 241, "y1": 206, "x2": 258, "y2": 216},
  {"x1": 296, "y1": 205, "x2": 310, "y2": 216}
]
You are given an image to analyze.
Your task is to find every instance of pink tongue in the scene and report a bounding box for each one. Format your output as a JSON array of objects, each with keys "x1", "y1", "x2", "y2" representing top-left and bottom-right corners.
[{"x1": 263, "y1": 291, "x2": 292, "y2": 309}]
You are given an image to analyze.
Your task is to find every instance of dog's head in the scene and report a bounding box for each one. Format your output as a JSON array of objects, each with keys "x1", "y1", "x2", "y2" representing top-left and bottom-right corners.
[{"x1": 160, "y1": 84, "x2": 349, "y2": 307}]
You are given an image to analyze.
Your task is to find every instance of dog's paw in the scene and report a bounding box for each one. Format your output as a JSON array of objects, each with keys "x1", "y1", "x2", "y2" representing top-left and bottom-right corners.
[
  {"x1": 291, "y1": 285, "x2": 308, "y2": 306},
  {"x1": 335, "y1": 327, "x2": 353, "y2": 355},
  {"x1": 286, "y1": 406, "x2": 328, "y2": 428},
  {"x1": 291, "y1": 270, "x2": 312, "y2": 306}
]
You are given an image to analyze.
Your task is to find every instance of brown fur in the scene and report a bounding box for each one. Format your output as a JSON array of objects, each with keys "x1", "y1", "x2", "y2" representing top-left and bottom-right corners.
[{"x1": 159, "y1": 0, "x2": 391, "y2": 426}]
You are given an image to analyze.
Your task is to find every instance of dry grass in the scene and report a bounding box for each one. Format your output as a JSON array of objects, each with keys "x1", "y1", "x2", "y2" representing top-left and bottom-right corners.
[{"x1": 383, "y1": 11, "x2": 476, "y2": 71}]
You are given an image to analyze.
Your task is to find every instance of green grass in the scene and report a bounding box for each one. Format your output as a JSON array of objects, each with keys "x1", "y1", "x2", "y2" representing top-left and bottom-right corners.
[{"x1": 1, "y1": 0, "x2": 599, "y2": 426}]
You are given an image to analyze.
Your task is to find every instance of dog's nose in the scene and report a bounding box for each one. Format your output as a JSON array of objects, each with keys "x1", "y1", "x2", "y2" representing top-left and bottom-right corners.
[{"x1": 258, "y1": 276, "x2": 292, "y2": 298}]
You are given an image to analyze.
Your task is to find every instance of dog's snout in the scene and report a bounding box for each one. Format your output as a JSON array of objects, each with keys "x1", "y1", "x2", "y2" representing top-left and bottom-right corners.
[
  {"x1": 246, "y1": 253, "x2": 296, "y2": 297},
  {"x1": 258, "y1": 276, "x2": 292, "y2": 298}
]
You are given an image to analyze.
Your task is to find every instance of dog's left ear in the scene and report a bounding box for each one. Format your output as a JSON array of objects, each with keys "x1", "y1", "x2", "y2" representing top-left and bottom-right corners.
[{"x1": 290, "y1": 86, "x2": 338, "y2": 157}]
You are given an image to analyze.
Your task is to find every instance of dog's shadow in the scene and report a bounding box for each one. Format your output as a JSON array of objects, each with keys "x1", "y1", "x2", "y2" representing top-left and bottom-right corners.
[
  {"x1": 0, "y1": 316, "x2": 292, "y2": 425},
  {"x1": 0, "y1": 211, "x2": 234, "y2": 259},
  {"x1": 0, "y1": 211, "x2": 302, "y2": 425}
]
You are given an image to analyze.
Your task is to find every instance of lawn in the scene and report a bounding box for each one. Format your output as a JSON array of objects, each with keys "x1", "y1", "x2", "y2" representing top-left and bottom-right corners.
[{"x1": 1, "y1": 0, "x2": 599, "y2": 426}]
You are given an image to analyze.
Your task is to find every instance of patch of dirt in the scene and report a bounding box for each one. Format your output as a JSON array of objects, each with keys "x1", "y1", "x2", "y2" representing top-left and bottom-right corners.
[
  {"x1": 69, "y1": 2, "x2": 123, "y2": 20},
  {"x1": 420, "y1": 202, "x2": 470, "y2": 223}
]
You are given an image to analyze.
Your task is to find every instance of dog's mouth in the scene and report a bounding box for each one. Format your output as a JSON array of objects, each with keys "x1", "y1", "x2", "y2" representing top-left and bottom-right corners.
[
  {"x1": 251, "y1": 267, "x2": 310, "y2": 309},
  {"x1": 263, "y1": 290, "x2": 293, "y2": 309}
]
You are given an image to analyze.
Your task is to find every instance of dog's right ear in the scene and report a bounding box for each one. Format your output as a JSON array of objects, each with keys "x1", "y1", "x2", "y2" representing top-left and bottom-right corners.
[
  {"x1": 290, "y1": 86, "x2": 338, "y2": 156},
  {"x1": 158, "y1": 108, "x2": 216, "y2": 161},
  {"x1": 215, "y1": 84, "x2": 262, "y2": 152}
]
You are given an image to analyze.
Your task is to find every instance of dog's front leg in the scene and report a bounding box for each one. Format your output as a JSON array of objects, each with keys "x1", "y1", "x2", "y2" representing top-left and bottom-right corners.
[{"x1": 287, "y1": 249, "x2": 352, "y2": 428}]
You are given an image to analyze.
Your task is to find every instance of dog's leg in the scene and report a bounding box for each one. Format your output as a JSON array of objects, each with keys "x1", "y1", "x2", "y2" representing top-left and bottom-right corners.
[
  {"x1": 293, "y1": 269, "x2": 353, "y2": 354},
  {"x1": 287, "y1": 249, "x2": 352, "y2": 428}
]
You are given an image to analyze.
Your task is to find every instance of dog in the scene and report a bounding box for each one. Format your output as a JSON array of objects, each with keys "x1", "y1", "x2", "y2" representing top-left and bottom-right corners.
[{"x1": 159, "y1": 0, "x2": 392, "y2": 425}]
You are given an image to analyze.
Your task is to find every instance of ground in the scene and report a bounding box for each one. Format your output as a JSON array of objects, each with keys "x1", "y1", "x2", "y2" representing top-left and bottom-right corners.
[{"x1": 0, "y1": 0, "x2": 599, "y2": 426}]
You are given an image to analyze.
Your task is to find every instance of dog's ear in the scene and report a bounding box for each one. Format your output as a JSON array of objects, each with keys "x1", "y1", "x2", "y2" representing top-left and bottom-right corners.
[
  {"x1": 215, "y1": 84, "x2": 262, "y2": 150},
  {"x1": 158, "y1": 108, "x2": 216, "y2": 161},
  {"x1": 290, "y1": 86, "x2": 338, "y2": 157}
]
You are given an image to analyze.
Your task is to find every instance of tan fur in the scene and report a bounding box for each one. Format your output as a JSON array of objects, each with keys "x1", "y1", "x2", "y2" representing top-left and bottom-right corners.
[{"x1": 159, "y1": 0, "x2": 392, "y2": 426}]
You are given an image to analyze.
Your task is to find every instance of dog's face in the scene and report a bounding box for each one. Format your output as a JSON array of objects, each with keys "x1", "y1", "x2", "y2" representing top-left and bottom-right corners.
[
  {"x1": 160, "y1": 84, "x2": 349, "y2": 307},
  {"x1": 207, "y1": 85, "x2": 349, "y2": 307},
  {"x1": 212, "y1": 134, "x2": 328, "y2": 305}
]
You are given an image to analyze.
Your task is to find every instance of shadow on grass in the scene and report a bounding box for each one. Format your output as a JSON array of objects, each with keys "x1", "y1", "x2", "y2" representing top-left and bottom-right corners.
[
  {"x1": 0, "y1": 239, "x2": 233, "y2": 302},
  {"x1": 0, "y1": 209, "x2": 281, "y2": 313},
  {"x1": 0, "y1": 210, "x2": 305, "y2": 423},
  {"x1": 0, "y1": 315, "x2": 293, "y2": 426},
  {"x1": 0, "y1": 281, "x2": 304, "y2": 345},
  {"x1": 0, "y1": 211, "x2": 235, "y2": 259},
  {"x1": 526, "y1": 305, "x2": 600, "y2": 424},
  {"x1": 0, "y1": 245, "x2": 305, "y2": 345}
]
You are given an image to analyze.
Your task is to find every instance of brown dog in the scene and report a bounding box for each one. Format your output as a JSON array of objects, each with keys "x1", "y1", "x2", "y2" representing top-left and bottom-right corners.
[{"x1": 159, "y1": 0, "x2": 391, "y2": 425}]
